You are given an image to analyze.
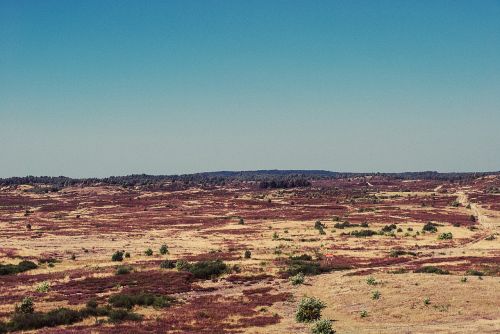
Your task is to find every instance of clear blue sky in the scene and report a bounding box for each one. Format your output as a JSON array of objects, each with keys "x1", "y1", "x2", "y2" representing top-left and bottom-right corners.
[{"x1": 1, "y1": 0, "x2": 499, "y2": 177}]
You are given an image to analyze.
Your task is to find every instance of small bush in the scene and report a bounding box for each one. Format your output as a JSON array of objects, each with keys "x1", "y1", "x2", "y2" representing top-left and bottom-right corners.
[
  {"x1": 360, "y1": 310, "x2": 368, "y2": 318},
  {"x1": 145, "y1": 248, "x2": 153, "y2": 256},
  {"x1": 111, "y1": 251, "x2": 124, "y2": 262},
  {"x1": 108, "y1": 309, "x2": 142, "y2": 323},
  {"x1": 366, "y1": 276, "x2": 376, "y2": 285},
  {"x1": 438, "y1": 232, "x2": 453, "y2": 240},
  {"x1": 389, "y1": 249, "x2": 417, "y2": 258},
  {"x1": 371, "y1": 290, "x2": 381, "y2": 300},
  {"x1": 108, "y1": 293, "x2": 174, "y2": 309},
  {"x1": 350, "y1": 230, "x2": 377, "y2": 237},
  {"x1": 423, "y1": 297, "x2": 431, "y2": 305},
  {"x1": 238, "y1": 218, "x2": 245, "y2": 225},
  {"x1": 35, "y1": 281, "x2": 50, "y2": 293},
  {"x1": 16, "y1": 297, "x2": 35, "y2": 314},
  {"x1": 124, "y1": 252, "x2": 131, "y2": 258},
  {"x1": 160, "y1": 260, "x2": 176, "y2": 269},
  {"x1": 244, "y1": 250, "x2": 251, "y2": 259},
  {"x1": 415, "y1": 266, "x2": 449, "y2": 275},
  {"x1": 186, "y1": 260, "x2": 228, "y2": 279},
  {"x1": 296, "y1": 297, "x2": 326, "y2": 323},
  {"x1": 0, "y1": 261, "x2": 38, "y2": 276},
  {"x1": 116, "y1": 266, "x2": 132, "y2": 275},
  {"x1": 380, "y1": 224, "x2": 397, "y2": 233},
  {"x1": 290, "y1": 272, "x2": 305, "y2": 285},
  {"x1": 422, "y1": 222, "x2": 438, "y2": 233},
  {"x1": 175, "y1": 259, "x2": 190, "y2": 271},
  {"x1": 465, "y1": 269, "x2": 484, "y2": 276},
  {"x1": 311, "y1": 319, "x2": 336, "y2": 334},
  {"x1": 159, "y1": 244, "x2": 169, "y2": 255}
]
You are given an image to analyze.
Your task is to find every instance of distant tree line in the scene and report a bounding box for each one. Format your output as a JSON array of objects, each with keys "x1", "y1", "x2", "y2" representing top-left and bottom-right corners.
[{"x1": 1, "y1": 170, "x2": 498, "y2": 189}]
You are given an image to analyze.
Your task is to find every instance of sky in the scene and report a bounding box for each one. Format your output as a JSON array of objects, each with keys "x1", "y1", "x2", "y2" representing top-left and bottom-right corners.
[{"x1": 1, "y1": 0, "x2": 499, "y2": 177}]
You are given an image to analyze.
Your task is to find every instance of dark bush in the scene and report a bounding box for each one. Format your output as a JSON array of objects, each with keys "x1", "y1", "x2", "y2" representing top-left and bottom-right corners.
[
  {"x1": 160, "y1": 260, "x2": 176, "y2": 269},
  {"x1": 111, "y1": 251, "x2": 124, "y2": 262},
  {"x1": 244, "y1": 250, "x2": 251, "y2": 259},
  {"x1": 159, "y1": 244, "x2": 169, "y2": 255},
  {"x1": 422, "y1": 222, "x2": 438, "y2": 233},
  {"x1": 350, "y1": 230, "x2": 377, "y2": 237},
  {"x1": 389, "y1": 249, "x2": 417, "y2": 258},
  {"x1": 381, "y1": 224, "x2": 397, "y2": 233},
  {"x1": 415, "y1": 266, "x2": 449, "y2": 275},
  {"x1": 116, "y1": 266, "x2": 132, "y2": 275},
  {"x1": 108, "y1": 293, "x2": 174, "y2": 309},
  {"x1": 0, "y1": 261, "x2": 38, "y2": 276},
  {"x1": 108, "y1": 309, "x2": 142, "y2": 323},
  {"x1": 186, "y1": 260, "x2": 228, "y2": 279}
]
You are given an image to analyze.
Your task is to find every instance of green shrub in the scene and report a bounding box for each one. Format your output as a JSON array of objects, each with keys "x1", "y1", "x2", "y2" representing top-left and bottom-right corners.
[
  {"x1": 311, "y1": 319, "x2": 336, "y2": 334},
  {"x1": 175, "y1": 259, "x2": 190, "y2": 271},
  {"x1": 350, "y1": 230, "x2": 377, "y2": 237},
  {"x1": 111, "y1": 251, "x2": 124, "y2": 262},
  {"x1": 35, "y1": 281, "x2": 50, "y2": 293},
  {"x1": 108, "y1": 293, "x2": 174, "y2": 309},
  {"x1": 108, "y1": 309, "x2": 142, "y2": 323},
  {"x1": 15, "y1": 297, "x2": 35, "y2": 314},
  {"x1": 116, "y1": 266, "x2": 132, "y2": 275},
  {"x1": 314, "y1": 221, "x2": 325, "y2": 230},
  {"x1": 423, "y1": 222, "x2": 438, "y2": 233},
  {"x1": 423, "y1": 297, "x2": 431, "y2": 305},
  {"x1": 360, "y1": 310, "x2": 368, "y2": 318},
  {"x1": 438, "y1": 232, "x2": 453, "y2": 240},
  {"x1": 238, "y1": 218, "x2": 245, "y2": 225},
  {"x1": 415, "y1": 266, "x2": 449, "y2": 275},
  {"x1": 366, "y1": 276, "x2": 376, "y2": 285},
  {"x1": 186, "y1": 260, "x2": 228, "y2": 279},
  {"x1": 9, "y1": 308, "x2": 83, "y2": 331},
  {"x1": 381, "y1": 224, "x2": 397, "y2": 233},
  {"x1": 465, "y1": 269, "x2": 484, "y2": 276},
  {"x1": 290, "y1": 272, "x2": 305, "y2": 285},
  {"x1": 389, "y1": 249, "x2": 417, "y2": 257},
  {"x1": 295, "y1": 297, "x2": 326, "y2": 323},
  {"x1": 371, "y1": 290, "x2": 381, "y2": 300},
  {"x1": 160, "y1": 260, "x2": 176, "y2": 269},
  {"x1": 124, "y1": 252, "x2": 131, "y2": 258},
  {"x1": 244, "y1": 250, "x2": 251, "y2": 259},
  {"x1": 286, "y1": 258, "x2": 321, "y2": 276},
  {"x1": 0, "y1": 261, "x2": 38, "y2": 276},
  {"x1": 145, "y1": 248, "x2": 153, "y2": 256},
  {"x1": 159, "y1": 244, "x2": 169, "y2": 255}
]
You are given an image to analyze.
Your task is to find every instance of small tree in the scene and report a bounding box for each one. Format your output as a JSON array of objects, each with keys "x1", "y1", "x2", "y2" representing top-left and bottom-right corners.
[
  {"x1": 145, "y1": 248, "x2": 153, "y2": 256},
  {"x1": 296, "y1": 297, "x2": 326, "y2": 322},
  {"x1": 244, "y1": 250, "x2": 251, "y2": 259}
]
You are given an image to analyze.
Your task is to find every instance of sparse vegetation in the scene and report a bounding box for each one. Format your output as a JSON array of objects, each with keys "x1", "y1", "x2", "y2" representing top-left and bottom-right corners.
[{"x1": 145, "y1": 248, "x2": 153, "y2": 256}]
